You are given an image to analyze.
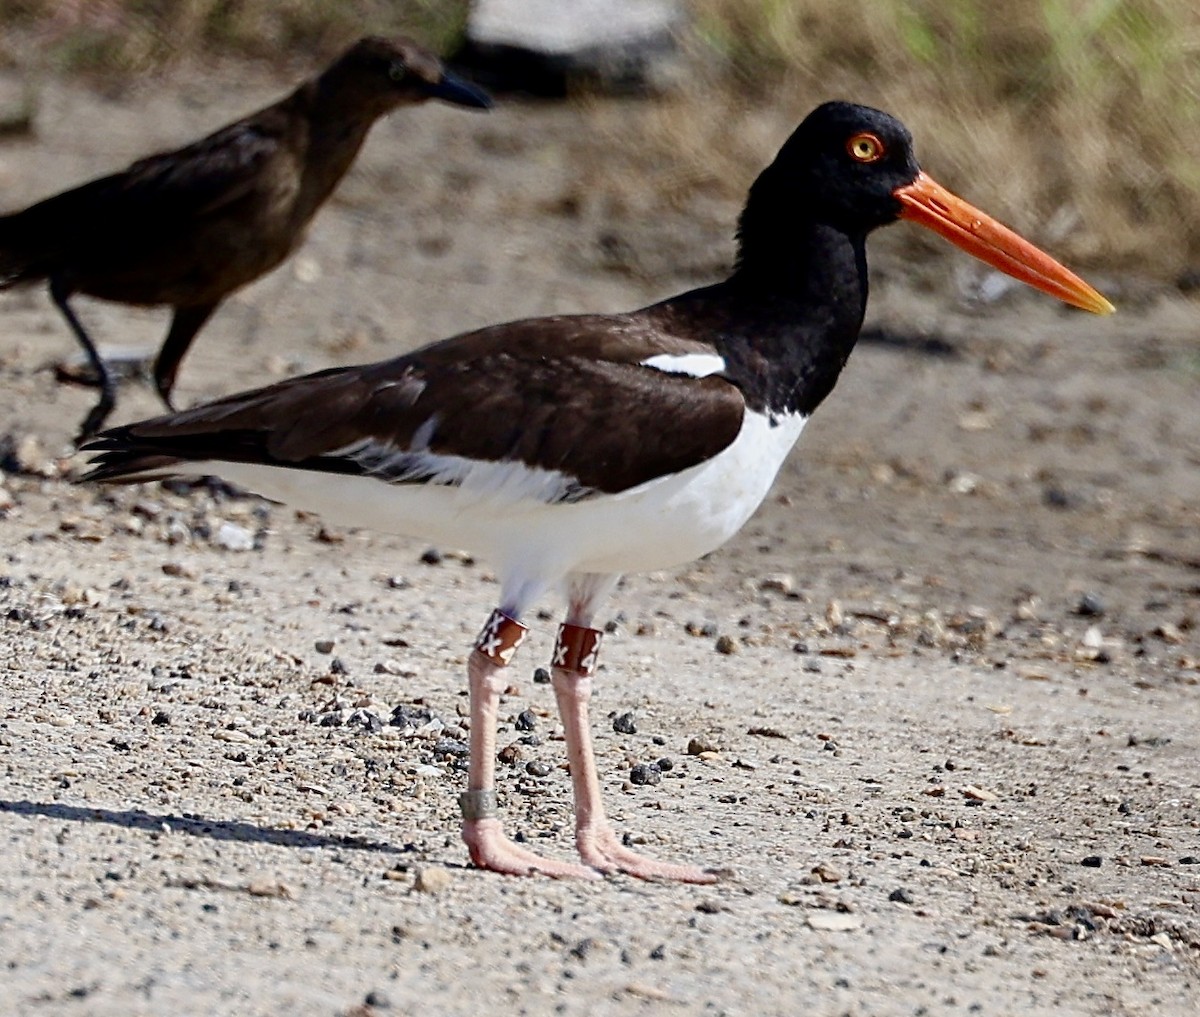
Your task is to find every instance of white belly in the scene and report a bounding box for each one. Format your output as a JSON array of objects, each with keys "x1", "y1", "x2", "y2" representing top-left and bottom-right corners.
[{"x1": 193, "y1": 409, "x2": 807, "y2": 580}]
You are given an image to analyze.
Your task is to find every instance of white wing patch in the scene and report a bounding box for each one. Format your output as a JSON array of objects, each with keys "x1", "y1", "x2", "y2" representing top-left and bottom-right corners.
[
  {"x1": 640, "y1": 352, "x2": 726, "y2": 378},
  {"x1": 329, "y1": 438, "x2": 591, "y2": 505}
]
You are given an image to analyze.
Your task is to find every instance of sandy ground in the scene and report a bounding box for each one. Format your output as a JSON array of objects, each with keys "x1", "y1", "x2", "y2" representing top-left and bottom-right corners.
[{"x1": 1, "y1": 67, "x2": 1198, "y2": 1017}]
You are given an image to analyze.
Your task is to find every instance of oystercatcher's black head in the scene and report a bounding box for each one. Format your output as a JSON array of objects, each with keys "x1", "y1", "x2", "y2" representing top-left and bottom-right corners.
[
  {"x1": 740, "y1": 101, "x2": 1113, "y2": 314},
  {"x1": 764, "y1": 101, "x2": 920, "y2": 235}
]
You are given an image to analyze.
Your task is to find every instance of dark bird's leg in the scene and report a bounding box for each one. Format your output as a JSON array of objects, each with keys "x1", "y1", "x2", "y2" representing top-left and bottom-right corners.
[
  {"x1": 49, "y1": 276, "x2": 114, "y2": 442},
  {"x1": 460, "y1": 608, "x2": 598, "y2": 878},
  {"x1": 552, "y1": 573, "x2": 718, "y2": 883},
  {"x1": 153, "y1": 303, "x2": 218, "y2": 410}
]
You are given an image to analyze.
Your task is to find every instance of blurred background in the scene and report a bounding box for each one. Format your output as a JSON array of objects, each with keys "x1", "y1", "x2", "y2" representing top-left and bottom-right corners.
[{"x1": 0, "y1": 0, "x2": 1195, "y2": 286}]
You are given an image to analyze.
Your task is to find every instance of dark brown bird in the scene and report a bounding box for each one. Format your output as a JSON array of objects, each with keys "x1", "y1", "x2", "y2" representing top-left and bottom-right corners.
[
  {"x1": 84, "y1": 103, "x2": 1111, "y2": 882},
  {"x1": 0, "y1": 36, "x2": 491, "y2": 441}
]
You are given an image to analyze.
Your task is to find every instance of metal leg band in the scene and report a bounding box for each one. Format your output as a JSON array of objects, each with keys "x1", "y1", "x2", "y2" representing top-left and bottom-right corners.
[
  {"x1": 458, "y1": 789, "x2": 498, "y2": 821},
  {"x1": 473, "y1": 609, "x2": 528, "y2": 666},
  {"x1": 552, "y1": 623, "x2": 603, "y2": 677}
]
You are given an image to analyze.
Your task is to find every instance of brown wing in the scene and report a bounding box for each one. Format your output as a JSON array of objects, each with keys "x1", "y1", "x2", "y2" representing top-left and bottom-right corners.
[{"x1": 83, "y1": 313, "x2": 746, "y2": 497}]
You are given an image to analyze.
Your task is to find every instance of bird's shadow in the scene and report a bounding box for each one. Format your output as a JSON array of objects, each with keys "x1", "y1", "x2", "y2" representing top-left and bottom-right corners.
[{"x1": 0, "y1": 798, "x2": 413, "y2": 856}]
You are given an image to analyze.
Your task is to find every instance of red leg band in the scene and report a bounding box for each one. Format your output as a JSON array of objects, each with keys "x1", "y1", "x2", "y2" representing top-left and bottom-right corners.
[
  {"x1": 553, "y1": 623, "x2": 603, "y2": 676},
  {"x1": 474, "y1": 609, "x2": 528, "y2": 666}
]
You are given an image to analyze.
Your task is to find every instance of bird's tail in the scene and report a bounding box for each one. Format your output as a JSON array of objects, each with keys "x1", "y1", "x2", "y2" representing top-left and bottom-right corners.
[{"x1": 0, "y1": 211, "x2": 49, "y2": 289}]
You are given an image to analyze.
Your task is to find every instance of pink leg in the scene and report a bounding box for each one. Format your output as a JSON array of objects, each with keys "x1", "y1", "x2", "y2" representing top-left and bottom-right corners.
[
  {"x1": 459, "y1": 613, "x2": 598, "y2": 879},
  {"x1": 551, "y1": 587, "x2": 719, "y2": 883}
]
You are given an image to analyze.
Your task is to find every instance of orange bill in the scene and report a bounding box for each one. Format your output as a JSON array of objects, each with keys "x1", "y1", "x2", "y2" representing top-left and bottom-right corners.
[{"x1": 894, "y1": 172, "x2": 1114, "y2": 315}]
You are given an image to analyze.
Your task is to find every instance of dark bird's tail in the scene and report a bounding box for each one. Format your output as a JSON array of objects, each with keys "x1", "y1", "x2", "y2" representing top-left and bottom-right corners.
[{"x1": 0, "y1": 208, "x2": 54, "y2": 289}]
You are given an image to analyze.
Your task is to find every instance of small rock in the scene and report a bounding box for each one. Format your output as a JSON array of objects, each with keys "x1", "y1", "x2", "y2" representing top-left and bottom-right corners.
[
  {"x1": 213, "y1": 521, "x2": 254, "y2": 552},
  {"x1": 629, "y1": 762, "x2": 662, "y2": 786},
  {"x1": 888, "y1": 887, "x2": 915, "y2": 904},
  {"x1": 812, "y1": 862, "x2": 842, "y2": 883},
  {"x1": 1075, "y1": 592, "x2": 1105, "y2": 617},
  {"x1": 533, "y1": 667, "x2": 551, "y2": 685},
  {"x1": 806, "y1": 912, "x2": 863, "y2": 932},
  {"x1": 714, "y1": 634, "x2": 738, "y2": 655},
  {"x1": 526, "y1": 760, "x2": 552, "y2": 777},
  {"x1": 759, "y1": 573, "x2": 794, "y2": 595},
  {"x1": 1154, "y1": 622, "x2": 1185, "y2": 645},
  {"x1": 656, "y1": 757, "x2": 673, "y2": 772},
  {"x1": 314, "y1": 639, "x2": 335, "y2": 654},
  {"x1": 374, "y1": 659, "x2": 415, "y2": 677},
  {"x1": 161, "y1": 561, "x2": 197, "y2": 580},
  {"x1": 687, "y1": 735, "x2": 718, "y2": 755},
  {"x1": 1081, "y1": 855, "x2": 1103, "y2": 867},
  {"x1": 945, "y1": 470, "x2": 981, "y2": 495},
  {"x1": 962, "y1": 785, "x2": 999, "y2": 802},
  {"x1": 515, "y1": 709, "x2": 537, "y2": 732},
  {"x1": 568, "y1": 936, "x2": 602, "y2": 961},
  {"x1": 419, "y1": 548, "x2": 443, "y2": 565},
  {"x1": 364, "y1": 990, "x2": 392, "y2": 1009},
  {"x1": 413, "y1": 866, "x2": 452, "y2": 894},
  {"x1": 612, "y1": 711, "x2": 637, "y2": 734}
]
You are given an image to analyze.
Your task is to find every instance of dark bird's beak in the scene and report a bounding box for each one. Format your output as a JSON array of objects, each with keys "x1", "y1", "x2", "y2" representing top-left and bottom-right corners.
[
  {"x1": 420, "y1": 70, "x2": 493, "y2": 110},
  {"x1": 894, "y1": 172, "x2": 1114, "y2": 315}
]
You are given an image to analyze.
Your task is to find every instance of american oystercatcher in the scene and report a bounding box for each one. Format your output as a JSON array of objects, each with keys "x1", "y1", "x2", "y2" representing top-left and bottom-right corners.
[
  {"x1": 0, "y1": 37, "x2": 491, "y2": 442},
  {"x1": 84, "y1": 102, "x2": 1112, "y2": 882}
]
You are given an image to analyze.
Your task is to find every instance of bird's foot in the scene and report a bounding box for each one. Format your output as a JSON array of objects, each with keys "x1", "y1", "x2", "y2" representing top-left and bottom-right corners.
[
  {"x1": 462, "y1": 818, "x2": 601, "y2": 879},
  {"x1": 75, "y1": 394, "x2": 116, "y2": 445},
  {"x1": 577, "y1": 825, "x2": 719, "y2": 883}
]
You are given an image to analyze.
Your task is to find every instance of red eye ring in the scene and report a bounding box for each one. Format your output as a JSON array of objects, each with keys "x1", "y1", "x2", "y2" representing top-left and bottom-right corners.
[{"x1": 847, "y1": 132, "x2": 885, "y2": 163}]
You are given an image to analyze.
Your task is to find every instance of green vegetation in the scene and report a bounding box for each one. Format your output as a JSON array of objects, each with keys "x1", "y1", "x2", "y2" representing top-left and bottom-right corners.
[
  {"x1": 0, "y1": 1, "x2": 470, "y2": 74},
  {"x1": 0, "y1": 0, "x2": 1194, "y2": 276},
  {"x1": 687, "y1": 0, "x2": 1200, "y2": 276}
]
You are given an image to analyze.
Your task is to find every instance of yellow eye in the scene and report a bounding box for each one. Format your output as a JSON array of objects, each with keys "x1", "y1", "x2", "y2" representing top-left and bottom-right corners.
[{"x1": 847, "y1": 132, "x2": 884, "y2": 163}]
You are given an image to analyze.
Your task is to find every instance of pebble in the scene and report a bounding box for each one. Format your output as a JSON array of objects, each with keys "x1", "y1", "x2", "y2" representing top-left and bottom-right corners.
[
  {"x1": 364, "y1": 990, "x2": 392, "y2": 1009},
  {"x1": 314, "y1": 639, "x2": 335, "y2": 654},
  {"x1": 759, "y1": 572, "x2": 794, "y2": 595},
  {"x1": 1154, "y1": 622, "x2": 1184, "y2": 645},
  {"x1": 962, "y1": 785, "x2": 999, "y2": 802},
  {"x1": 419, "y1": 548, "x2": 442, "y2": 565},
  {"x1": 612, "y1": 711, "x2": 637, "y2": 734},
  {"x1": 533, "y1": 667, "x2": 551, "y2": 685},
  {"x1": 629, "y1": 762, "x2": 662, "y2": 786},
  {"x1": 806, "y1": 912, "x2": 862, "y2": 932},
  {"x1": 889, "y1": 887, "x2": 915, "y2": 904},
  {"x1": 1075, "y1": 592, "x2": 1105, "y2": 617},
  {"x1": 526, "y1": 761, "x2": 552, "y2": 777},
  {"x1": 413, "y1": 866, "x2": 452, "y2": 894},
  {"x1": 687, "y1": 735, "x2": 718, "y2": 755},
  {"x1": 1081, "y1": 855, "x2": 1103, "y2": 867},
  {"x1": 515, "y1": 709, "x2": 537, "y2": 732},
  {"x1": 714, "y1": 634, "x2": 738, "y2": 655},
  {"x1": 161, "y1": 561, "x2": 198, "y2": 580},
  {"x1": 374, "y1": 659, "x2": 416, "y2": 677},
  {"x1": 812, "y1": 862, "x2": 842, "y2": 883},
  {"x1": 213, "y1": 521, "x2": 255, "y2": 552}
]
